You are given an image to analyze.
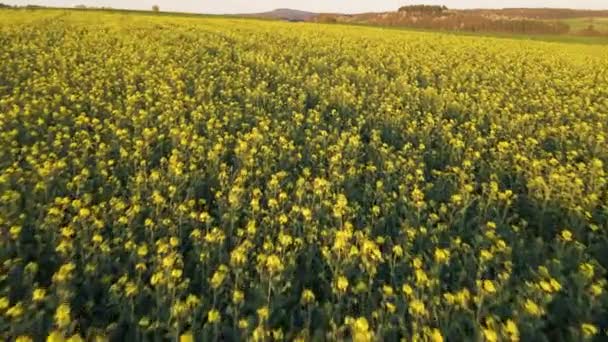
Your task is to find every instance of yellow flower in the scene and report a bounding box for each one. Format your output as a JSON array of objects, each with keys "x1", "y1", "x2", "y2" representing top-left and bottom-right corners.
[
  {"x1": 480, "y1": 249, "x2": 493, "y2": 262},
  {"x1": 137, "y1": 244, "x2": 148, "y2": 257},
  {"x1": 230, "y1": 247, "x2": 247, "y2": 267},
  {"x1": 47, "y1": 331, "x2": 65, "y2": 342},
  {"x1": 409, "y1": 299, "x2": 427, "y2": 316},
  {"x1": 125, "y1": 282, "x2": 138, "y2": 297},
  {"x1": 539, "y1": 280, "x2": 553, "y2": 293},
  {"x1": 7, "y1": 302, "x2": 24, "y2": 318},
  {"x1": 483, "y1": 328, "x2": 498, "y2": 342},
  {"x1": 33, "y1": 288, "x2": 46, "y2": 302},
  {"x1": 443, "y1": 292, "x2": 455, "y2": 305},
  {"x1": 257, "y1": 306, "x2": 269, "y2": 320},
  {"x1": 55, "y1": 303, "x2": 71, "y2": 328},
  {"x1": 272, "y1": 329, "x2": 284, "y2": 340},
  {"x1": 560, "y1": 229, "x2": 573, "y2": 242},
  {"x1": 371, "y1": 205, "x2": 381, "y2": 216},
  {"x1": 429, "y1": 328, "x2": 443, "y2": 342},
  {"x1": 66, "y1": 334, "x2": 84, "y2": 342},
  {"x1": 185, "y1": 294, "x2": 200, "y2": 309},
  {"x1": 503, "y1": 319, "x2": 519, "y2": 341},
  {"x1": 233, "y1": 289, "x2": 245, "y2": 304},
  {"x1": 455, "y1": 289, "x2": 470, "y2": 307},
  {"x1": 301, "y1": 289, "x2": 315, "y2": 304},
  {"x1": 450, "y1": 194, "x2": 463, "y2": 205},
  {"x1": 207, "y1": 309, "x2": 221, "y2": 323},
  {"x1": 253, "y1": 325, "x2": 268, "y2": 341},
  {"x1": 210, "y1": 265, "x2": 228, "y2": 289},
  {"x1": 179, "y1": 332, "x2": 194, "y2": 342},
  {"x1": 238, "y1": 319, "x2": 249, "y2": 329},
  {"x1": 482, "y1": 280, "x2": 497, "y2": 294},
  {"x1": 16, "y1": 336, "x2": 33, "y2": 342},
  {"x1": 549, "y1": 278, "x2": 561, "y2": 292},
  {"x1": 246, "y1": 220, "x2": 257, "y2": 235},
  {"x1": 590, "y1": 283, "x2": 603, "y2": 296},
  {"x1": 579, "y1": 263, "x2": 594, "y2": 279},
  {"x1": 265, "y1": 254, "x2": 284, "y2": 274},
  {"x1": 198, "y1": 211, "x2": 210, "y2": 223},
  {"x1": 434, "y1": 248, "x2": 450, "y2": 263},
  {"x1": 581, "y1": 323, "x2": 598, "y2": 337},
  {"x1": 171, "y1": 269, "x2": 183, "y2": 279},
  {"x1": 336, "y1": 276, "x2": 349, "y2": 293},
  {"x1": 92, "y1": 234, "x2": 103, "y2": 243},
  {"x1": 415, "y1": 269, "x2": 429, "y2": 286},
  {"x1": 301, "y1": 207, "x2": 312, "y2": 221},
  {"x1": 351, "y1": 317, "x2": 373, "y2": 342},
  {"x1": 9, "y1": 225, "x2": 21, "y2": 239},
  {"x1": 78, "y1": 208, "x2": 90, "y2": 218},
  {"x1": 402, "y1": 284, "x2": 413, "y2": 297},
  {"x1": 0, "y1": 296, "x2": 9, "y2": 310},
  {"x1": 523, "y1": 299, "x2": 542, "y2": 317}
]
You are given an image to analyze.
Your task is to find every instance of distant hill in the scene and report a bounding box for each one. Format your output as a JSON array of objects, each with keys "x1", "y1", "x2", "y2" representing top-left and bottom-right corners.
[
  {"x1": 468, "y1": 8, "x2": 608, "y2": 20},
  {"x1": 239, "y1": 8, "x2": 318, "y2": 21},
  {"x1": 314, "y1": 7, "x2": 608, "y2": 36}
]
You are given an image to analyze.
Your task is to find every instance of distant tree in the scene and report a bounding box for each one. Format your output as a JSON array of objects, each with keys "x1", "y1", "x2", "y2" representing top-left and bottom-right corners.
[
  {"x1": 398, "y1": 5, "x2": 447, "y2": 15},
  {"x1": 74, "y1": 4, "x2": 87, "y2": 9},
  {"x1": 578, "y1": 24, "x2": 602, "y2": 36},
  {"x1": 152, "y1": 5, "x2": 160, "y2": 12},
  {"x1": 0, "y1": 2, "x2": 12, "y2": 8}
]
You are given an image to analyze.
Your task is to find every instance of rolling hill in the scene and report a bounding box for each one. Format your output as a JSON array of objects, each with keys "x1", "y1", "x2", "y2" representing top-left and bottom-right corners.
[{"x1": 313, "y1": 6, "x2": 608, "y2": 36}]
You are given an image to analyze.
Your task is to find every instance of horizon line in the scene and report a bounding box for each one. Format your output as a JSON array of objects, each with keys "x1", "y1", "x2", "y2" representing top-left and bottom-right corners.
[{"x1": 5, "y1": 4, "x2": 608, "y2": 15}]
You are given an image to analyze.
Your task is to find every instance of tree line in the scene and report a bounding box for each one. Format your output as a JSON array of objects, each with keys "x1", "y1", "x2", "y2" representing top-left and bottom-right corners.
[
  {"x1": 316, "y1": 12, "x2": 572, "y2": 35},
  {"x1": 398, "y1": 5, "x2": 448, "y2": 15}
]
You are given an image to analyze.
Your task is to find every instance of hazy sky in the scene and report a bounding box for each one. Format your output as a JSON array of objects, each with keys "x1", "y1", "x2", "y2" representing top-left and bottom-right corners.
[{"x1": 4, "y1": 0, "x2": 607, "y2": 14}]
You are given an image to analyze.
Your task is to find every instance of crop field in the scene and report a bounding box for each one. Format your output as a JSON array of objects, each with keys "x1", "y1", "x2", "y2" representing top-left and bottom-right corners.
[
  {"x1": 1, "y1": 9, "x2": 608, "y2": 342},
  {"x1": 562, "y1": 17, "x2": 608, "y2": 34}
]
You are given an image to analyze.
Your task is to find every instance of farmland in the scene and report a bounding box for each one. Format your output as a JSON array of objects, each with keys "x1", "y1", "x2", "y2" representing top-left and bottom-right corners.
[
  {"x1": 312, "y1": 6, "x2": 608, "y2": 38},
  {"x1": 561, "y1": 17, "x2": 608, "y2": 35},
  {"x1": 1, "y1": 8, "x2": 608, "y2": 341}
]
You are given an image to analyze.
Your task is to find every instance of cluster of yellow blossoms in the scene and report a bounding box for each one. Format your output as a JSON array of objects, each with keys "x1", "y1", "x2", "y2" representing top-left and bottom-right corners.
[{"x1": 1, "y1": 8, "x2": 608, "y2": 341}]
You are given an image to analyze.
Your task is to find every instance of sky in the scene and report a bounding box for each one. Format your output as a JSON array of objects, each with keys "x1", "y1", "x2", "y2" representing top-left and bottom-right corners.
[{"x1": 4, "y1": 0, "x2": 608, "y2": 14}]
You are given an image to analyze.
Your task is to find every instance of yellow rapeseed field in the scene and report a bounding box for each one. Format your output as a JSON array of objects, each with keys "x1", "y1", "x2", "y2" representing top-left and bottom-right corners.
[{"x1": 1, "y1": 9, "x2": 608, "y2": 341}]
